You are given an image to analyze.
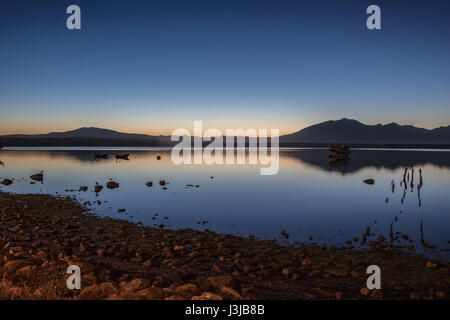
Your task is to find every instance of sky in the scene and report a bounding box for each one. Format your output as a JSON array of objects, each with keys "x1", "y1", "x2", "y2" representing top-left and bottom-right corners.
[{"x1": 1, "y1": 0, "x2": 450, "y2": 135}]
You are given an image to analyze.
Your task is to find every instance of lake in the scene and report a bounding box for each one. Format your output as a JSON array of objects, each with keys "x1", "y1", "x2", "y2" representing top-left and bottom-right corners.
[{"x1": 1, "y1": 147, "x2": 449, "y2": 260}]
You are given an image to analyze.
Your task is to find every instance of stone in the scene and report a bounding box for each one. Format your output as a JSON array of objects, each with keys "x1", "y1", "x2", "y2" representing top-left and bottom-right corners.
[
  {"x1": 301, "y1": 257, "x2": 312, "y2": 266},
  {"x1": 325, "y1": 269, "x2": 347, "y2": 277},
  {"x1": 16, "y1": 265, "x2": 34, "y2": 276},
  {"x1": 1, "y1": 179, "x2": 13, "y2": 186},
  {"x1": 136, "y1": 287, "x2": 164, "y2": 300},
  {"x1": 120, "y1": 278, "x2": 151, "y2": 296},
  {"x1": 281, "y1": 268, "x2": 291, "y2": 277},
  {"x1": 370, "y1": 289, "x2": 383, "y2": 299},
  {"x1": 360, "y1": 287, "x2": 370, "y2": 296},
  {"x1": 30, "y1": 172, "x2": 44, "y2": 182},
  {"x1": 334, "y1": 292, "x2": 344, "y2": 300},
  {"x1": 3, "y1": 259, "x2": 35, "y2": 274},
  {"x1": 220, "y1": 287, "x2": 244, "y2": 300},
  {"x1": 207, "y1": 276, "x2": 235, "y2": 289},
  {"x1": 165, "y1": 295, "x2": 185, "y2": 300},
  {"x1": 174, "y1": 283, "x2": 200, "y2": 298},
  {"x1": 106, "y1": 181, "x2": 119, "y2": 189},
  {"x1": 79, "y1": 284, "x2": 103, "y2": 300},
  {"x1": 191, "y1": 292, "x2": 223, "y2": 300},
  {"x1": 0, "y1": 280, "x2": 22, "y2": 297}
]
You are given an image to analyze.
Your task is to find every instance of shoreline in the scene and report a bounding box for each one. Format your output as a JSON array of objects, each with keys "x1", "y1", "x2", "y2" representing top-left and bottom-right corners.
[{"x1": 0, "y1": 192, "x2": 448, "y2": 300}]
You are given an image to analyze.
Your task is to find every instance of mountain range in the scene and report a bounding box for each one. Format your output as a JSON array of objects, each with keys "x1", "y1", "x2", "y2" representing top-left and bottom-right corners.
[
  {"x1": 281, "y1": 118, "x2": 450, "y2": 144},
  {"x1": 1, "y1": 118, "x2": 450, "y2": 147}
]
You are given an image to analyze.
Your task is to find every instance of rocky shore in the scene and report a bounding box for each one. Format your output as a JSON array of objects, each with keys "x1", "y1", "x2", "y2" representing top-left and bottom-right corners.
[{"x1": 0, "y1": 192, "x2": 448, "y2": 300}]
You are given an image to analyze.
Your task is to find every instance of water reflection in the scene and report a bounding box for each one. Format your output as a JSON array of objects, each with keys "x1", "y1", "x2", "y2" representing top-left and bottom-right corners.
[
  {"x1": 286, "y1": 148, "x2": 450, "y2": 174},
  {"x1": 0, "y1": 148, "x2": 449, "y2": 260}
]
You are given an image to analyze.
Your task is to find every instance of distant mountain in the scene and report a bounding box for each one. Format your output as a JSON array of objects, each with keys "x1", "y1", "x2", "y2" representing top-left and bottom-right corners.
[
  {"x1": 1, "y1": 119, "x2": 450, "y2": 147},
  {"x1": 0, "y1": 127, "x2": 172, "y2": 147},
  {"x1": 3, "y1": 127, "x2": 156, "y2": 139},
  {"x1": 281, "y1": 118, "x2": 450, "y2": 144}
]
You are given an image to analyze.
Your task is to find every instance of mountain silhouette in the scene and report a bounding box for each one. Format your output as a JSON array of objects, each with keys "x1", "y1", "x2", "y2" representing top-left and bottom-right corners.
[
  {"x1": 0, "y1": 127, "x2": 171, "y2": 147},
  {"x1": 1, "y1": 119, "x2": 450, "y2": 147},
  {"x1": 281, "y1": 118, "x2": 450, "y2": 144}
]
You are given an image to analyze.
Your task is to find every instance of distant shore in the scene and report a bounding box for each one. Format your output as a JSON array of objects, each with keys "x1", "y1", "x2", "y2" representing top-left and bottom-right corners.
[
  {"x1": 2, "y1": 142, "x2": 450, "y2": 149},
  {"x1": 0, "y1": 192, "x2": 448, "y2": 300}
]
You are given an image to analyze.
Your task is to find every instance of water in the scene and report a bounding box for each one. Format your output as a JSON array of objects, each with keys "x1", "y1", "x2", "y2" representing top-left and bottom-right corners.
[{"x1": 1, "y1": 147, "x2": 449, "y2": 259}]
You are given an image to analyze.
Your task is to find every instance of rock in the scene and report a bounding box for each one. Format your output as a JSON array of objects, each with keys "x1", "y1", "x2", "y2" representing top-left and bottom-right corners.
[
  {"x1": 81, "y1": 274, "x2": 97, "y2": 287},
  {"x1": 334, "y1": 292, "x2": 344, "y2": 300},
  {"x1": 280, "y1": 230, "x2": 289, "y2": 238},
  {"x1": 120, "y1": 279, "x2": 151, "y2": 296},
  {"x1": 370, "y1": 289, "x2": 383, "y2": 299},
  {"x1": 207, "y1": 276, "x2": 236, "y2": 289},
  {"x1": 325, "y1": 269, "x2": 347, "y2": 277},
  {"x1": 143, "y1": 259, "x2": 161, "y2": 268},
  {"x1": 159, "y1": 180, "x2": 166, "y2": 186},
  {"x1": 175, "y1": 283, "x2": 200, "y2": 298},
  {"x1": 363, "y1": 179, "x2": 375, "y2": 185},
  {"x1": 3, "y1": 259, "x2": 35, "y2": 274},
  {"x1": 94, "y1": 185, "x2": 103, "y2": 193},
  {"x1": 191, "y1": 292, "x2": 223, "y2": 300},
  {"x1": 106, "y1": 181, "x2": 119, "y2": 189},
  {"x1": 301, "y1": 257, "x2": 312, "y2": 266},
  {"x1": 146, "y1": 181, "x2": 153, "y2": 187},
  {"x1": 79, "y1": 282, "x2": 118, "y2": 300},
  {"x1": 33, "y1": 289, "x2": 44, "y2": 298},
  {"x1": 360, "y1": 287, "x2": 370, "y2": 296},
  {"x1": 220, "y1": 287, "x2": 244, "y2": 300},
  {"x1": 136, "y1": 287, "x2": 164, "y2": 300},
  {"x1": 105, "y1": 294, "x2": 124, "y2": 300},
  {"x1": 30, "y1": 172, "x2": 44, "y2": 182},
  {"x1": 1, "y1": 179, "x2": 13, "y2": 186},
  {"x1": 0, "y1": 280, "x2": 22, "y2": 297},
  {"x1": 99, "y1": 282, "x2": 119, "y2": 297},
  {"x1": 79, "y1": 186, "x2": 88, "y2": 192},
  {"x1": 117, "y1": 208, "x2": 126, "y2": 213},
  {"x1": 282, "y1": 268, "x2": 291, "y2": 277},
  {"x1": 16, "y1": 265, "x2": 34, "y2": 276},
  {"x1": 165, "y1": 295, "x2": 185, "y2": 300}
]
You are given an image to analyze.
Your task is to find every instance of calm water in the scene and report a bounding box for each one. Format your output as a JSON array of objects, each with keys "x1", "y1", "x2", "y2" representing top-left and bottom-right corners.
[{"x1": 1, "y1": 148, "x2": 449, "y2": 259}]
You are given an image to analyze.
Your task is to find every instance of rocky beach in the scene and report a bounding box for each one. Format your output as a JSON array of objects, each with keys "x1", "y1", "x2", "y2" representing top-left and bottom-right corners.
[{"x1": 0, "y1": 192, "x2": 448, "y2": 300}]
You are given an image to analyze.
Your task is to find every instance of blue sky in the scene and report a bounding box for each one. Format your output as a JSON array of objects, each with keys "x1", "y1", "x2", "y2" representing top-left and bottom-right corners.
[{"x1": 1, "y1": 0, "x2": 450, "y2": 135}]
